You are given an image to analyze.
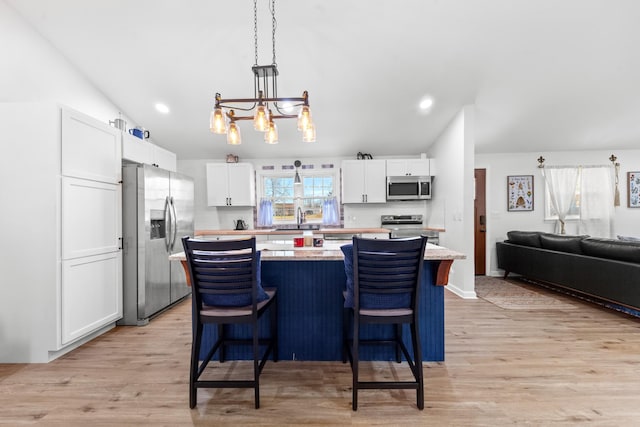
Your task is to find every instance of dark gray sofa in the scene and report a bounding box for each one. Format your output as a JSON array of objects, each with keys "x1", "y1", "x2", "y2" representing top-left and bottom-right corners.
[{"x1": 496, "y1": 231, "x2": 640, "y2": 312}]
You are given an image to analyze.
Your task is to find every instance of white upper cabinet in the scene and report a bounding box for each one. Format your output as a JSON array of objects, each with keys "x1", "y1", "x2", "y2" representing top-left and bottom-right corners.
[
  {"x1": 121, "y1": 133, "x2": 177, "y2": 172},
  {"x1": 386, "y1": 159, "x2": 430, "y2": 176},
  {"x1": 122, "y1": 133, "x2": 152, "y2": 164},
  {"x1": 341, "y1": 159, "x2": 386, "y2": 203},
  {"x1": 61, "y1": 107, "x2": 121, "y2": 183},
  {"x1": 206, "y1": 162, "x2": 256, "y2": 206},
  {"x1": 151, "y1": 144, "x2": 177, "y2": 172}
]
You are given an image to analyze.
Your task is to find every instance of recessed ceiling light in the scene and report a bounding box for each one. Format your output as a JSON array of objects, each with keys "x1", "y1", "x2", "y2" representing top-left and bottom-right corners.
[
  {"x1": 155, "y1": 103, "x2": 170, "y2": 114},
  {"x1": 419, "y1": 96, "x2": 434, "y2": 111}
]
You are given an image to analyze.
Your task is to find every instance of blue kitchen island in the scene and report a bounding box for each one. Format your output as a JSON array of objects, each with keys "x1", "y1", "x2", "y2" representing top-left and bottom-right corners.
[{"x1": 171, "y1": 242, "x2": 464, "y2": 362}]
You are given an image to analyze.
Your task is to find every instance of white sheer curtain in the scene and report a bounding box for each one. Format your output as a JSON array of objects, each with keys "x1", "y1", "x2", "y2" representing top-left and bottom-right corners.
[
  {"x1": 541, "y1": 166, "x2": 580, "y2": 234},
  {"x1": 257, "y1": 198, "x2": 273, "y2": 227},
  {"x1": 321, "y1": 196, "x2": 340, "y2": 226},
  {"x1": 578, "y1": 166, "x2": 614, "y2": 237}
]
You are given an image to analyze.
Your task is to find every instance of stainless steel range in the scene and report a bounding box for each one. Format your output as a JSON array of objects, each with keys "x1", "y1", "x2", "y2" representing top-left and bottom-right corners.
[{"x1": 381, "y1": 214, "x2": 439, "y2": 245}]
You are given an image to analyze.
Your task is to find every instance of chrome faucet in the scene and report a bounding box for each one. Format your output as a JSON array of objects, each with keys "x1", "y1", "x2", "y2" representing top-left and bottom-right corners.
[{"x1": 296, "y1": 207, "x2": 305, "y2": 228}]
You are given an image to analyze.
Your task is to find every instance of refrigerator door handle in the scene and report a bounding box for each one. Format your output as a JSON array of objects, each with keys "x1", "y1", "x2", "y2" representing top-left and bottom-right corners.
[
  {"x1": 169, "y1": 196, "x2": 178, "y2": 251},
  {"x1": 164, "y1": 196, "x2": 171, "y2": 252}
]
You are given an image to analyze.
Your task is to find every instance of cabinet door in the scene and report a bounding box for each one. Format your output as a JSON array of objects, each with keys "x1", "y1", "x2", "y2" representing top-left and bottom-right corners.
[
  {"x1": 61, "y1": 107, "x2": 121, "y2": 184},
  {"x1": 152, "y1": 145, "x2": 177, "y2": 172},
  {"x1": 227, "y1": 163, "x2": 255, "y2": 206},
  {"x1": 386, "y1": 159, "x2": 429, "y2": 176},
  {"x1": 122, "y1": 133, "x2": 152, "y2": 164},
  {"x1": 342, "y1": 160, "x2": 366, "y2": 203},
  {"x1": 406, "y1": 159, "x2": 430, "y2": 176},
  {"x1": 363, "y1": 160, "x2": 387, "y2": 203},
  {"x1": 206, "y1": 163, "x2": 230, "y2": 206},
  {"x1": 61, "y1": 251, "x2": 122, "y2": 345},
  {"x1": 386, "y1": 159, "x2": 408, "y2": 176},
  {"x1": 62, "y1": 177, "x2": 121, "y2": 259}
]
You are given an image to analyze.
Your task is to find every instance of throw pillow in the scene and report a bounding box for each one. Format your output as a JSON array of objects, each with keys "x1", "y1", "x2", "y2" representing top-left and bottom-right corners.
[
  {"x1": 539, "y1": 234, "x2": 587, "y2": 254},
  {"x1": 201, "y1": 250, "x2": 269, "y2": 307},
  {"x1": 507, "y1": 231, "x2": 543, "y2": 247},
  {"x1": 581, "y1": 238, "x2": 640, "y2": 264}
]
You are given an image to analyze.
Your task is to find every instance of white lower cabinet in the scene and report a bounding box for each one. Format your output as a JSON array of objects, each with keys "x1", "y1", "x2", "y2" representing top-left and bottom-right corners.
[{"x1": 61, "y1": 252, "x2": 122, "y2": 345}]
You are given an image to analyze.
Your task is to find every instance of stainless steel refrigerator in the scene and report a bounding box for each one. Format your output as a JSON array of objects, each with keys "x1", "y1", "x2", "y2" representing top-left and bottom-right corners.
[{"x1": 120, "y1": 164, "x2": 194, "y2": 325}]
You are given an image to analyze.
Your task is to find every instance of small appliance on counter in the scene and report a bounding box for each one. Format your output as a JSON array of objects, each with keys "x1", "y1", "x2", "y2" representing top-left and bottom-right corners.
[{"x1": 234, "y1": 219, "x2": 248, "y2": 230}]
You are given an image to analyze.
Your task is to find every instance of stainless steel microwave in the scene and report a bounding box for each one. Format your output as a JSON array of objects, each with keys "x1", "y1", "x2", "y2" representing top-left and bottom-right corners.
[{"x1": 386, "y1": 176, "x2": 432, "y2": 200}]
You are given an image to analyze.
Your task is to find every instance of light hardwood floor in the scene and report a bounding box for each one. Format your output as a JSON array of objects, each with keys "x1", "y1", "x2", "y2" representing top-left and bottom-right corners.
[{"x1": 2, "y1": 280, "x2": 640, "y2": 426}]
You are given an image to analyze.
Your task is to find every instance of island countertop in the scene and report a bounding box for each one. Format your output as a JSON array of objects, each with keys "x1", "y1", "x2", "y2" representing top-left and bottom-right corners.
[{"x1": 170, "y1": 242, "x2": 465, "y2": 262}]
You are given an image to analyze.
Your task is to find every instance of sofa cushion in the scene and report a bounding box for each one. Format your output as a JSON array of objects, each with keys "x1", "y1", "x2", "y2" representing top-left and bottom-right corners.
[
  {"x1": 506, "y1": 231, "x2": 542, "y2": 248},
  {"x1": 539, "y1": 234, "x2": 587, "y2": 254},
  {"x1": 581, "y1": 237, "x2": 640, "y2": 263}
]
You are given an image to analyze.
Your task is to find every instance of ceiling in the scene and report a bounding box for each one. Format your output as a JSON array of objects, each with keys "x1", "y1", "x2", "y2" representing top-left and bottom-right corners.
[{"x1": 7, "y1": 0, "x2": 640, "y2": 160}]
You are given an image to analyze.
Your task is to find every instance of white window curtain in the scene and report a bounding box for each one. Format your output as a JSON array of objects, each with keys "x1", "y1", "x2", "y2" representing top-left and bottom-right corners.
[
  {"x1": 541, "y1": 166, "x2": 580, "y2": 234},
  {"x1": 321, "y1": 196, "x2": 340, "y2": 226},
  {"x1": 257, "y1": 198, "x2": 273, "y2": 227},
  {"x1": 578, "y1": 166, "x2": 614, "y2": 238}
]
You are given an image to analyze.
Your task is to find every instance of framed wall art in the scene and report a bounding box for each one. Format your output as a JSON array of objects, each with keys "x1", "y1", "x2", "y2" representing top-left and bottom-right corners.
[
  {"x1": 628, "y1": 171, "x2": 640, "y2": 208},
  {"x1": 507, "y1": 175, "x2": 534, "y2": 211}
]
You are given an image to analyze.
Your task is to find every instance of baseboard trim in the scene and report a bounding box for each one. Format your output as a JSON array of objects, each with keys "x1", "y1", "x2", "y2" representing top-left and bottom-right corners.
[{"x1": 446, "y1": 283, "x2": 477, "y2": 299}]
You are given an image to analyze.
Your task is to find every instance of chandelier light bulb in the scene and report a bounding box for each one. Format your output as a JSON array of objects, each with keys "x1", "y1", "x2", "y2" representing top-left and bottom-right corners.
[
  {"x1": 302, "y1": 123, "x2": 316, "y2": 142},
  {"x1": 227, "y1": 121, "x2": 241, "y2": 145},
  {"x1": 264, "y1": 120, "x2": 279, "y2": 144},
  {"x1": 210, "y1": 107, "x2": 227, "y2": 134},
  {"x1": 297, "y1": 105, "x2": 313, "y2": 131},
  {"x1": 253, "y1": 105, "x2": 270, "y2": 131}
]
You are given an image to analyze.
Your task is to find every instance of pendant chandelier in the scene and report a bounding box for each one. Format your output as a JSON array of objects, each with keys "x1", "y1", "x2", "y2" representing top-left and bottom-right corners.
[{"x1": 210, "y1": 0, "x2": 315, "y2": 145}]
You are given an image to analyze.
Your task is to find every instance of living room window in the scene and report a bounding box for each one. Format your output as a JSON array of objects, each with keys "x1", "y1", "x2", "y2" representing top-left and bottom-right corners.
[
  {"x1": 542, "y1": 165, "x2": 614, "y2": 237},
  {"x1": 544, "y1": 186, "x2": 580, "y2": 221}
]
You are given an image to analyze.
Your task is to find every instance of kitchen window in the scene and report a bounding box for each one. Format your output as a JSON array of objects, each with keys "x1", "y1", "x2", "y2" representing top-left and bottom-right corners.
[{"x1": 260, "y1": 173, "x2": 336, "y2": 225}]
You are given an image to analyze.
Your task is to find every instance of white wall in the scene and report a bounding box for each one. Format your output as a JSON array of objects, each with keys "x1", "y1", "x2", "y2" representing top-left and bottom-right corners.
[
  {"x1": 428, "y1": 106, "x2": 476, "y2": 298},
  {"x1": 0, "y1": 1, "x2": 125, "y2": 124},
  {"x1": 476, "y1": 149, "x2": 640, "y2": 276}
]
